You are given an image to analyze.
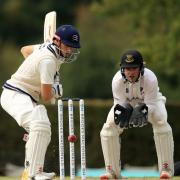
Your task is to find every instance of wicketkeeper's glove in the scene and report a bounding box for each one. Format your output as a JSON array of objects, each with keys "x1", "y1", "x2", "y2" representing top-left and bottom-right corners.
[
  {"x1": 129, "y1": 103, "x2": 148, "y2": 128},
  {"x1": 114, "y1": 103, "x2": 133, "y2": 129}
]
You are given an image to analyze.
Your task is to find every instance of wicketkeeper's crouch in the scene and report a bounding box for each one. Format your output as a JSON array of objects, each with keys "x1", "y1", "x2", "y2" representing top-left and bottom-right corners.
[
  {"x1": 100, "y1": 50, "x2": 174, "y2": 179},
  {"x1": 0, "y1": 25, "x2": 81, "y2": 180}
]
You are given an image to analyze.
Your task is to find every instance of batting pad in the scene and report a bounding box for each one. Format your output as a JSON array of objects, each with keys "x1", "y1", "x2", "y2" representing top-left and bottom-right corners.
[
  {"x1": 154, "y1": 131, "x2": 174, "y2": 175},
  {"x1": 25, "y1": 105, "x2": 51, "y2": 177},
  {"x1": 100, "y1": 123, "x2": 121, "y2": 178},
  {"x1": 25, "y1": 131, "x2": 51, "y2": 177}
]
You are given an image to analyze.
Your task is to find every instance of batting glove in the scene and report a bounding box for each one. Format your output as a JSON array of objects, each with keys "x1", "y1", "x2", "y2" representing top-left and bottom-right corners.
[{"x1": 52, "y1": 83, "x2": 63, "y2": 99}]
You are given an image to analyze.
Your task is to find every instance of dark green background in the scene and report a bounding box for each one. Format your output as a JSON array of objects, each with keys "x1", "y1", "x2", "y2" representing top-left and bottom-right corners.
[
  {"x1": 1, "y1": 0, "x2": 180, "y2": 100},
  {"x1": 1, "y1": 0, "x2": 180, "y2": 176}
]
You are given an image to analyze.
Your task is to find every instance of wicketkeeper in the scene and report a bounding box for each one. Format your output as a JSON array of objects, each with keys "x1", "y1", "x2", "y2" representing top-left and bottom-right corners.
[
  {"x1": 0, "y1": 25, "x2": 81, "y2": 180},
  {"x1": 100, "y1": 50, "x2": 174, "y2": 179}
]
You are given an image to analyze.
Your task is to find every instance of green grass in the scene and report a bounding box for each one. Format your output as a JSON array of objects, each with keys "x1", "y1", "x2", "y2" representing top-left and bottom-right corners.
[{"x1": 0, "y1": 177, "x2": 180, "y2": 180}]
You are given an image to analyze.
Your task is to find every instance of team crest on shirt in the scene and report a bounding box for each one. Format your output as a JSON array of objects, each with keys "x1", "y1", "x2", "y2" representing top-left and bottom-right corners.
[{"x1": 125, "y1": 55, "x2": 134, "y2": 63}]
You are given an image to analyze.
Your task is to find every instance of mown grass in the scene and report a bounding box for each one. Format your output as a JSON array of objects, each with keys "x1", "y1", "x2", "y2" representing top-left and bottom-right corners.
[{"x1": 0, "y1": 177, "x2": 180, "y2": 180}]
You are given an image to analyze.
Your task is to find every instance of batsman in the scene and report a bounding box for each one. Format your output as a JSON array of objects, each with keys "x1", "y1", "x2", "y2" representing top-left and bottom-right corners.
[
  {"x1": 100, "y1": 50, "x2": 174, "y2": 179},
  {"x1": 0, "y1": 24, "x2": 81, "y2": 180}
]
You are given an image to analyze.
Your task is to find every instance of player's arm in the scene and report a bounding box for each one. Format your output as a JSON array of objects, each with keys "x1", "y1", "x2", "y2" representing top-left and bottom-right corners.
[
  {"x1": 112, "y1": 75, "x2": 126, "y2": 105},
  {"x1": 21, "y1": 44, "x2": 40, "y2": 58},
  {"x1": 39, "y1": 59, "x2": 55, "y2": 102},
  {"x1": 39, "y1": 59, "x2": 62, "y2": 103},
  {"x1": 40, "y1": 84, "x2": 53, "y2": 102},
  {"x1": 144, "y1": 74, "x2": 159, "y2": 114},
  {"x1": 21, "y1": 45, "x2": 34, "y2": 58},
  {"x1": 41, "y1": 83, "x2": 62, "y2": 102}
]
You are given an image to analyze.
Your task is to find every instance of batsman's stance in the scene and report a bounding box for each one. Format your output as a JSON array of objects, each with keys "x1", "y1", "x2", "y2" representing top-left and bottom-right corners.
[
  {"x1": 100, "y1": 50, "x2": 174, "y2": 179},
  {"x1": 0, "y1": 25, "x2": 81, "y2": 180}
]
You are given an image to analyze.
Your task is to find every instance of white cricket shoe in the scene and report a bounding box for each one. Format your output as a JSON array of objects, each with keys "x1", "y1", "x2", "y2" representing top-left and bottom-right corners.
[
  {"x1": 160, "y1": 163, "x2": 172, "y2": 179},
  {"x1": 100, "y1": 172, "x2": 118, "y2": 180},
  {"x1": 160, "y1": 171, "x2": 171, "y2": 179},
  {"x1": 32, "y1": 172, "x2": 56, "y2": 180},
  {"x1": 21, "y1": 170, "x2": 56, "y2": 180}
]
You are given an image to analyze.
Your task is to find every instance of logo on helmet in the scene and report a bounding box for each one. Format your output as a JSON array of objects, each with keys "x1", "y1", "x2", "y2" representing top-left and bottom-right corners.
[
  {"x1": 125, "y1": 55, "x2": 134, "y2": 63},
  {"x1": 72, "y1": 34, "x2": 79, "y2": 42}
]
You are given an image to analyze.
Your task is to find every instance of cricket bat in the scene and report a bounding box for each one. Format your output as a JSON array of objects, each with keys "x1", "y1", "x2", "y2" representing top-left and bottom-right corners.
[
  {"x1": 44, "y1": 11, "x2": 56, "y2": 42},
  {"x1": 44, "y1": 11, "x2": 57, "y2": 104}
]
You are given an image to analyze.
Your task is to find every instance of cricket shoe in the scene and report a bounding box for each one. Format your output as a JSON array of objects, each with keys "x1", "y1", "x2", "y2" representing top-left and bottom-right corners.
[
  {"x1": 100, "y1": 171, "x2": 120, "y2": 180},
  {"x1": 32, "y1": 172, "x2": 56, "y2": 180},
  {"x1": 21, "y1": 171, "x2": 56, "y2": 180},
  {"x1": 160, "y1": 163, "x2": 172, "y2": 179},
  {"x1": 160, "y1": 171, "x2": 171, "y2": 179}
]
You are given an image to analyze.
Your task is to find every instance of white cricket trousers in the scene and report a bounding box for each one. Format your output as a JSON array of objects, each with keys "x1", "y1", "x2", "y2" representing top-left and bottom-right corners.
[{"x1": 1, "y1": 89, "x2": 39, "y2": 130}]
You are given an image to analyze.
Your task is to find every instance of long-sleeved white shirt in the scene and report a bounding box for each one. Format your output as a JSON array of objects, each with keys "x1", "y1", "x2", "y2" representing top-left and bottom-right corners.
[
  {"x1": 112, "y1": 68, "x2": 166, "y2": 113},
  {"x1": 7, "y1": 42, "x2": 62, "y2": 101}
]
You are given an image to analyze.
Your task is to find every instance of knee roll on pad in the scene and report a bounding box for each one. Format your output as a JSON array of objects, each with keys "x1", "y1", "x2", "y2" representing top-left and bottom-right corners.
[
  {"x1": 153, "y1": 122, "x2": 172, "y2": 134},
  {"x1": 149, "y1": 101, "x2": 167, "y2": 126},
  {"x1": 30, "y1": 105, "x2": 51, "y2": 133},
  {"x1": 150, "y1": 112, "x2": 167, "y2": 127},
  {"x1": 100, "y1": 123, "x2": 119, "y2": 137}
]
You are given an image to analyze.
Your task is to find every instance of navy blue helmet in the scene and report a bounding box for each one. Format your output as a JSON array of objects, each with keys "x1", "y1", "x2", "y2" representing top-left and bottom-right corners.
[{"x1": 54, "y1": 25, "x2": 81, "y2": 48}]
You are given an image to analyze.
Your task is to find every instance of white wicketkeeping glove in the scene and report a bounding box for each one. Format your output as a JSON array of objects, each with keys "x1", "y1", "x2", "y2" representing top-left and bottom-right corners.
[{"x1": 52, "y1": 83, "x2": 63, "y2": 99}]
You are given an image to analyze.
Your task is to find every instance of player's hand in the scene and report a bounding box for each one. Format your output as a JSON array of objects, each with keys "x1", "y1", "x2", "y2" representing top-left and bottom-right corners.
[
  {"x1": 114, "y1": 103, "x2": 133, "y2": 129},
  {"x1": 129, "y1": 103, "x2": 148, "y2": 128},
  {"x1": 52, "y1": 83, "x2": 63, "y2": 99}
]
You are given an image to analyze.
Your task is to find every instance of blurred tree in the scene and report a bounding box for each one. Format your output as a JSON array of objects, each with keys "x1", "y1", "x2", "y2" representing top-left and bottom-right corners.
[
  {"x1": 62, "y1": 0, "x2": 180, "y2": 100},
  {"x1": 0, "y1": 0, "x2": 97, "y2": 45},
  {"x1": 1, "y1": 0, "x2": 180, "y2": 100}
]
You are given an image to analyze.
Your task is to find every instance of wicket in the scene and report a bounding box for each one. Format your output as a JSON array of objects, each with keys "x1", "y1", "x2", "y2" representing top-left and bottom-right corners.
[{"x1": 58, "y1": 98, "x2": 86, "y2": 180}]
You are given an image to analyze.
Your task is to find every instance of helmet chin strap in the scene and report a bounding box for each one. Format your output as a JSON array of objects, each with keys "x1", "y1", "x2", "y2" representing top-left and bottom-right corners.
[
  {"x1": 58, "y1": 48, "x2": 64, "y2": 58},
  {"x1": 134, "y1": 72, "x2": 141, "y2": 83}
]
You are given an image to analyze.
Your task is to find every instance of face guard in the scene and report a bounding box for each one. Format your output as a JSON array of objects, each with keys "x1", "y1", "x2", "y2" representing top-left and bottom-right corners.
[{"x1": 55, "y1": 45, "x2": 80, "y2": 63}]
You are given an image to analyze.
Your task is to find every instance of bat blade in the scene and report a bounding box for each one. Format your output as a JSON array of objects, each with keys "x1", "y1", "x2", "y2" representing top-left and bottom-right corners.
[{"x1": 44, "y1": 11, "x2": 56, "y2": 42}]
